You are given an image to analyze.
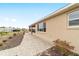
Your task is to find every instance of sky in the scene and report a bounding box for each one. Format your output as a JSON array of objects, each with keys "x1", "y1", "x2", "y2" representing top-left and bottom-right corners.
[{"x1": 0, "y1": 3, "x2": 68, "y2": 28}]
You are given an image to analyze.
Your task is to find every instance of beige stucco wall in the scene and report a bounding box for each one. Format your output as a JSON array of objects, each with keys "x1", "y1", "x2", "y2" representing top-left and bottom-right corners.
[{"x1": 33, "y1": 8, "x2": 79, "y2": 54}]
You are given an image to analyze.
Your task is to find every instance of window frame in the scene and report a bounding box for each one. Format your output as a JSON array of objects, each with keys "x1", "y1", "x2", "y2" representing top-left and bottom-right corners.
[
  {"x1": 68, "y1": 10, "x2": 79, "y2": 29},
  {"x1": 37, "y1": 22, "x2": 46, "y2": 32}
]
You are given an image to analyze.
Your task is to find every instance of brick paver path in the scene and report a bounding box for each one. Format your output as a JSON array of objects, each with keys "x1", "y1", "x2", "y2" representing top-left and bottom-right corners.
[{"x1": 0, "y1": 33, "x2": 52, "y2": 56}]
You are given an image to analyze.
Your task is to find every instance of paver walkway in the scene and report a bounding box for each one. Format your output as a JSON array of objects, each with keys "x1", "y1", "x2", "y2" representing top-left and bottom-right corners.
[{"x1": 0, "y1": 33, "x2": 52, "y2": 56}]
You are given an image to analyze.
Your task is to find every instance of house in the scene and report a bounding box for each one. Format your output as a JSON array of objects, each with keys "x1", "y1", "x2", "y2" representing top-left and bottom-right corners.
[
  {"x1": 29, "y1": 3, "x2": 79, "y2": 53},
  {"x1": 0, "y1": 27, "x2": 17, "y2": 32},
  {"x1": 0, "y1": 27, "x2": 12, "y2": 32}
]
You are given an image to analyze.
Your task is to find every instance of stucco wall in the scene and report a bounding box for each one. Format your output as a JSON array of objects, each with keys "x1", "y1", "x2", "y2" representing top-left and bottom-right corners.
[
  {"x1": 33, "y1": 8, "x2": 79, "y2": 53},
  {"x1": 48, "y1": 13, "x2": 79, "y2": 53}
]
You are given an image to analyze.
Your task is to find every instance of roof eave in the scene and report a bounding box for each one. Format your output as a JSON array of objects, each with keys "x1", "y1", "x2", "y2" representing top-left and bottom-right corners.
[{"x1": 29, "y1": 3, "x2": 79, "y2": 27}]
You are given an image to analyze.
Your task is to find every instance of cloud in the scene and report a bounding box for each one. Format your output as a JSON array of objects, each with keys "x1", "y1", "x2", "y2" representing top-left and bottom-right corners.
[
  {"x1": 11, "y1": 18, "x2": 16, "y2": 22},
  {"x1": 4, "y1": 17, "x2": 16, "y2": 23},
  {"x1": 4, "y1": 17, "x2": 9, "y2": 21}
]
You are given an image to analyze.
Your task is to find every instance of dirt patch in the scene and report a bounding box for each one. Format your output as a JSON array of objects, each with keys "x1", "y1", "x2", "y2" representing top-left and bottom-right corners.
[
  {"x1": 36, "y1": 46, "x2": 79, "y2": 56},
  {"x1": 0, "y1": 32, "x2": 24, "y2": 51},
  {"x1": 36, "y1": 39, "x2": 79, "y2": 56}
]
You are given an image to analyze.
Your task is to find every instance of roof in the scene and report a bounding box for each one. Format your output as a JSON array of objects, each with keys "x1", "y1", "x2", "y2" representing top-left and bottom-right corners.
[{"x1": 29, "y1": 3, "x2": 79, "y2": 27}]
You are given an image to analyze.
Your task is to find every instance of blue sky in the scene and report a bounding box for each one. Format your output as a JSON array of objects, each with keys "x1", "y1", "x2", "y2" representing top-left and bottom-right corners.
[{"x1": 0, "y1": 3, "x2": 68, "y2": 28}]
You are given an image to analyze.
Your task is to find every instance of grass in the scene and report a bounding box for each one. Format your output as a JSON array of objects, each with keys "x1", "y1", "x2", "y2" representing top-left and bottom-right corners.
[
  {"x1": 0, "y1": 32, "x2": 20, "y2": 37},
  {"x1": 0, "y1": 32, "x2": 8, "y2": 36},
  {"x1": 0, "y1": 32, "x2": 11, "y2": 37}
]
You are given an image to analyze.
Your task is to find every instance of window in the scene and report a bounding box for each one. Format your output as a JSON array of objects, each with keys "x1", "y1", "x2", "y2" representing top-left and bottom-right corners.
[
  {"x1": 29, "y1": 25, "x2": 36, "y2": 33},
  {"x1": 31, "y1": 29, "x2": 36, "y2": 33},
  {"x1": 37, "y1": 22, "x2": 46, "y2": 32},
  {"x1": 68, "y1": 10, "x2": 79, "y2": 28}
]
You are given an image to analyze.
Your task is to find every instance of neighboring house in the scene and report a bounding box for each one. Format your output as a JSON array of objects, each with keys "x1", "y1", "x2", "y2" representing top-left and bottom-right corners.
[
  {"x1": 0, "y1": 27, "x2": 15, "y2": 32},
  {"x1": 29, "y1": 3, "x2": 79, "y2": 53}
]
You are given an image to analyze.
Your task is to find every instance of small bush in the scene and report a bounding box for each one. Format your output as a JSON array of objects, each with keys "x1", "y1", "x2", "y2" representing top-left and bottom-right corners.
[
  {"x1": 0, "y1": 43, "x2": 3, "y2": 46},
  {"x1": 53, "y1": 39, "x2": 74, "y2": 50},
  {"x1": 13, "y1": 33, "x2": 16, "y2": 36},
  {"x1": 8, "y1": 36, "x2": 12, "y2": 39},
  {"x1": 53, "y1": 39, "x2": 79, "y2": 56},
  {"x1": 23, "y1": 32, "x2": 25, "y2": 34},
  {"x1": 3, "y1": 40, "x2": 7, "y2": 42}
]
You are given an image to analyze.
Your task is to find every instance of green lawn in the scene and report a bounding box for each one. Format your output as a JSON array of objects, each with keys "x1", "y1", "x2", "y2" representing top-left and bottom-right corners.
[
  {"x1": 0, "y1": 32, "x2": 9, "y2": 36},
  {"x1": 0, "y1": 32, "x2": 18, "y2": 37}
]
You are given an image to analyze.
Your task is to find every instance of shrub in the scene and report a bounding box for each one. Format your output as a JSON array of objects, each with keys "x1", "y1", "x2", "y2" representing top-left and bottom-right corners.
[
  {"x1": 3, "y1": 40, "x2": 7, "y2": 42},
  {"x1": 23, "y1": 32, "x2": 25, "y2": 35},
  {"x1": 8, "y1": 36, "x2": 12, "y2": 39},
  {"x1": 53, "y1": 39, "x2": 79, "y2": 56},
  {"x1": 13, "y1": 33, "x2": 16, "y2": 36},
  {"x1": 0, "y1": 43, "x2": 3, "y2": 46},
  {"x1": 53, "y1": 39, "x2": 74, "y2": 50}
]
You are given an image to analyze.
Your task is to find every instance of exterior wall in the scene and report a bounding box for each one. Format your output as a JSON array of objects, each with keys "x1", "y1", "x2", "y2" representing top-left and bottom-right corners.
[
  {"x1": 46, "y1": 13, "x2": 79, "y2": 53},
  {"x1": 33, "y1": 8, "x2": 79, "y2": 53}
]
